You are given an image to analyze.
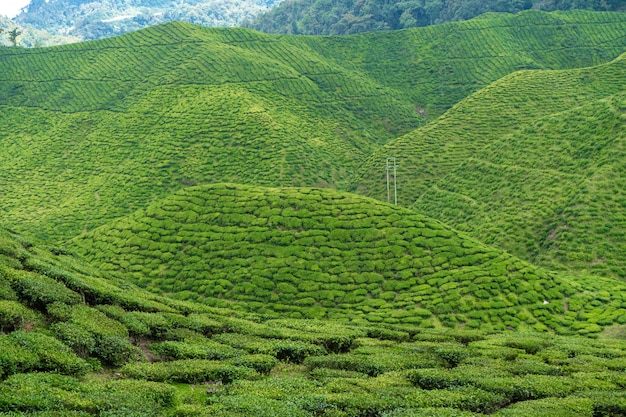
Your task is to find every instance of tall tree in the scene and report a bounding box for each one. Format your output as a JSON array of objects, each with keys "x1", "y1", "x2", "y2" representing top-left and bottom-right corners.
[{"x1": 8, "y1": 28, "x2": 22, "y2": 47}]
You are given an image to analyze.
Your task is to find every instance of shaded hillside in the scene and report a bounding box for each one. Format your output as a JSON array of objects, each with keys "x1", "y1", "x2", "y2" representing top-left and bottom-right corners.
[
  {"x1": 247, "y1": 0, "x2": 626, "y2": 35},
  {"x1": 70, "y1": 183, "x2": 626, "y2": 334},
  {"x1": 3, "y1": 226, "x2": 626, "y2": 415},
  {"x1": 353, "y1": 53, "x2": 626, "y2": 278},
  {"x1": 2, "y1": 12, "x2": 626, "y2": 242}
]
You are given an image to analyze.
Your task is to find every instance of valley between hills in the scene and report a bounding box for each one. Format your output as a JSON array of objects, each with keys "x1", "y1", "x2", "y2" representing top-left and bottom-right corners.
[{"x1": 1, "y1": 9, "x2": 626, "y2": 417}]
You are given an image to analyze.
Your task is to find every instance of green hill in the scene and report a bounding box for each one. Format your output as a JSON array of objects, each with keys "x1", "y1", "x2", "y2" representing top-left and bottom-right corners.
[
  {"x1": 69, "y1": 183, "x2": 626, "y2": 335},
  {"x1": 2, "y1": 12, "x2": 626, "y2": 242},
  {"x1": 353, "y1": 51, "x2": 626, "y2": 279},
  {"x1": 2, "y1": 227, "x2": 626, "y2": 416}
]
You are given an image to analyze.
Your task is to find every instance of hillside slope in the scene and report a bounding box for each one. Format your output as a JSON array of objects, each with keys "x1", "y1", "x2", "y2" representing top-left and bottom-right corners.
[
  {"x1": 2, "y1": 226, "x2": 626, "y2": 416},
  {"x1": 353, "y1": 52, "x2": 626, "y2": 278},
  {"x1": 0, "y1": 22, "x2": 417, "y2": 241},
  {"x1": 70, "y1": 183, "x2": 626, "y2": 334},
  {"x1": 2, "y1": 12, "x2": 626, "y2": 242}
]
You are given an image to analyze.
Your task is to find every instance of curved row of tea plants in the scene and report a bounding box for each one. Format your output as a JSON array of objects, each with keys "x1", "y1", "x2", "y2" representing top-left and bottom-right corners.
[
  {"x1": 1, "y1": 226, "x2": 626, "y2": 416},
  {"x1": 70, "y1": 183, "x2": 626, "y2": 334}
]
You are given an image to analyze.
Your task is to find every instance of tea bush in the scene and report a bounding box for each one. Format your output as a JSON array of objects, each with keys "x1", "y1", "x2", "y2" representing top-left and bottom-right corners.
[
  {"x1": 0, "y1": 332, "x2": 89, "y2": 377},
  {"x1": 0, "y1": 301, "x2": 37, "y2": 332},
  {"x1": 121, "y1": 359, "x2": 259, "y2": 383},
  {"x1": 150, "y1": 340, "x2": 240, "y2": 361}
]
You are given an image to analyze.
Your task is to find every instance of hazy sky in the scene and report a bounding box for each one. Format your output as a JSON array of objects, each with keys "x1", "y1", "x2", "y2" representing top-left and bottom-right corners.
[{"x1": 0, "y1": 0, "x2": 31, "y2": 18}]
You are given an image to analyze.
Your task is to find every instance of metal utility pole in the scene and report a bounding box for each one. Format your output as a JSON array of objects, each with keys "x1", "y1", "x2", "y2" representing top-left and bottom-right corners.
[{"x1": 386, "y1": 157, "x2": 398, "y2": 205}]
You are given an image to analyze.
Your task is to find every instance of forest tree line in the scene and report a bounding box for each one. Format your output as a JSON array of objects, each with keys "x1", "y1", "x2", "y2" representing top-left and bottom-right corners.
[{"x1": 246, "y1": 0, "x2": 626, "y2": 34}]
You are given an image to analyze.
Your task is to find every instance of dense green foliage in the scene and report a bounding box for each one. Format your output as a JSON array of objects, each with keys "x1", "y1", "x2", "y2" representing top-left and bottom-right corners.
[
  {"x1": 70, "y1": 183, "x2": 626, "y2": 334},
  {"x1": 354, "y1": 50, "x2": 626, "y2": 279},
  {"x1": 2, "y1": 11, "x2": 626, "y2": 415},
  {"x1": 0, "y1": 16, "x2": 79, "y2": 47},
  {"x1": 0, "y1": 226, "x2": 625, "y2": 416},
  {"x1": 247, "y1": 0, "x2": 626, "y2": 35},
  {"x1": 15, "y1": 0, "x2": 283, "y2": 41},
  {"x1": 2, "y1": 12, "x2": 626, "y2": 242}
]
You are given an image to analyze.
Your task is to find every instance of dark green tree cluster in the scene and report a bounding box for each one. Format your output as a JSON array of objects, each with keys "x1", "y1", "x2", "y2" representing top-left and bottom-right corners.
[
  {"x1": 247, "y1": 0, "x2": 626, "y2": 34},
  {"x1": 0, "y1": 27, "x2": 22, "y2": 46}
]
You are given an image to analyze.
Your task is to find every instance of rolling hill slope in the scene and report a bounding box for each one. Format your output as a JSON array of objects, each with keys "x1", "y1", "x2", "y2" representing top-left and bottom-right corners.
[
  {"x1": 1, "y1": 226, "x2": 626, "y2": 416},
  {"x1": 2, "y1": 11, "x2": 626, "y2": 242},
  {"x1": 70, "y1": 183, "x2": 626, "y2": 334},
  {"x1": 353, "y1": 52, "x2": 626, "y2": 279}
]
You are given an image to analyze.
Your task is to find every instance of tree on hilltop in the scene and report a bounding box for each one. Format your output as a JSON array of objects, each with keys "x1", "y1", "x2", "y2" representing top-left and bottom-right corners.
[{"x1": 9, "y1": 28, "x2": 22, "y2": 47}]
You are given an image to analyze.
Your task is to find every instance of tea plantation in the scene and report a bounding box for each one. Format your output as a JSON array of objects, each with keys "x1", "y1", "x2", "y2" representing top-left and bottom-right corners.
[
  {"x1": 1, "y1": 226, "x2": 626, "y2": 416},
  {"x1": 354, "y1": 49, "x2": 626, "y2": 279},
  {"x1": 2, "y1": 11, "x2": 626, "y2": 242},
  {"x1": 68, "y1": 183, "x2": 626, "y2": 335},
  {"x1": 2, "y1": 9, "x2": 626, "y2": 416}
]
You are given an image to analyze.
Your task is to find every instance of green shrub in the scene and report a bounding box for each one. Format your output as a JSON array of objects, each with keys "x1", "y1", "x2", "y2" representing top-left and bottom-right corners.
[
  {"x1": 121, "y1": 359, "x2": 259, "y2": 383},
  {"x1": 0, "y1": 372, "x2": 175, "y2": 414},
  {"x1": 65, "y1": 305, "x2": 129, "y2": 338},
  {"x1": 366, "y1": 327, "x2": 410, "y2": 342},
  {"x1": 309, "y1": 367, "x2": 368, "y2": 381},
  {"x1": 303, "y1": 351, "x2": 421, "y2": 377},
  {"x1": 474, "y1": 374, "x2": 573, "y2": 402},
  {"x1": 13, "y1": 271, "x2": 82, "y2": 308},
  {"x1": 503, "y1": 336, "x2": 551, "y2": 354},
  {"x1": 506, "y1": 358, "x2": 564, "y2": 376},
  {"x1": 0, "y1": 337, "x2": 39, "y2": 377},
  {"x1": 434, "y1": 346, "x2": 472, "y2": 367},
  {"x1": 213, "y1": 333, "x2": 326, "y2": 363},
  {"x1": 407, "y1": 368, "x2": 469, "y2": 390},
  {"x1": 0, "y1": 332, "x2": 89, "y2": 377},
  {"x1": 150, "y1": 340, "x2": 240, "y2": 361},
  {"x1": 97, "y1": 336, "x2": 143, "y2": 367},
  {"x1": 205, "y1": 394, "x2": 310, "y2": 417},
  {"x1": 577, "y1": 390, "x2": 626, "y2": 416},
  {"x1": 0, "y1": 301, "x2": 37, "y2": 332},
  {"x1": 186, "y1": 314, "x2": 226, "y2": 336},
  {"x1": 382, "y1": 407, "x2": 479, "y2": 416},
  {"x1": 226, "y1": 354, "x2": 278, "y2": 375},
  {"x1": 51, "y1": 322, "x2": 96, "y2": 358},
  {"x1": 492, "y1": 396, "x2": 594, "y2": 416}
]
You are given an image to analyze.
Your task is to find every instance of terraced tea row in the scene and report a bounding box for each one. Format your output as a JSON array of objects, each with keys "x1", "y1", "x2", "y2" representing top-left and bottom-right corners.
[
  {"x1": 70, "y1": 183, "x2": 626, "y2": 334},
  {"x1": 354, "y1": 51, "x2": 626, "y2": 279},
  {"x1": 1, "y1": 226, "x2": 626, "y2": 416},
  {"x1": 3, "y1": 11, "x2": 626, "y2": 241}
]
